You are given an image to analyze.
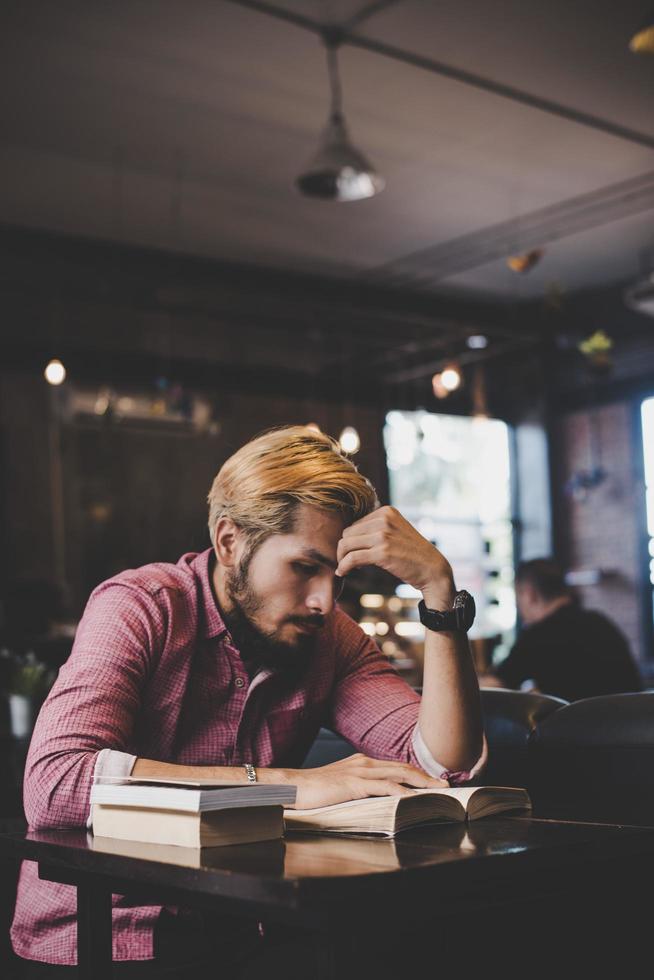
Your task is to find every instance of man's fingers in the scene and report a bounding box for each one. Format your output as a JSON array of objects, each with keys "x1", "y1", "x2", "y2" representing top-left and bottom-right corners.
[
  {"x1": 353, "y1": 779, "x2": 415, "y2": 799},
  {"x1": 336, "y1": 534, "x2": 378, "y2": 563},
  {"x1": 336, "y1": 548, "x2": 378, "y2": 576},
  {"x1": 347, "y1": 760, "x2": 447, "y2": 788},
  {"x1": 342, "y1": 512, "x2": 390, "y2": 533}
]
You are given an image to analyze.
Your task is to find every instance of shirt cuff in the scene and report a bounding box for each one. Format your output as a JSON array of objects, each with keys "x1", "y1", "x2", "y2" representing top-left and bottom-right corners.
[
  {"x1": 412, "y1": 724, "x2": 488, "y2": 786},
  {"x1": 87, "y1": 748, "x2": 137, "y2": 828}
]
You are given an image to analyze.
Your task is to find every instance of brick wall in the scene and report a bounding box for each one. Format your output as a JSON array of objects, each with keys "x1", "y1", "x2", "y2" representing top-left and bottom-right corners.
[{"x1": 554, "y1": 400, "x2": 649, "y2": 666}]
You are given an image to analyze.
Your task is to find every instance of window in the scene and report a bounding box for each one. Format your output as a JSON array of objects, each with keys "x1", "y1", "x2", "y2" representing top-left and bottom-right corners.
[{"x1": 383, "y1": 411, "x2": 516, "y2": 653}]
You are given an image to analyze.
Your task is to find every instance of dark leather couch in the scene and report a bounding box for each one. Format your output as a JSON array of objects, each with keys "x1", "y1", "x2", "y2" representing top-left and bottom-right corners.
[
  {"x1": 529, "y1": 692, "x2": 654, "y2": 825},
  {"x1": 302, "y1": 727, "x2": 357, "y2": 768},
  {"x1": 476, "y1": 687, "x2": 567, "y2": 787}
]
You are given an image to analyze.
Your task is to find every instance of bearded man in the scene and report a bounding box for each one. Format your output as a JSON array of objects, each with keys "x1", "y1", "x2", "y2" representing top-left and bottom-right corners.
[{"x1": 12, "y1": 426, "x2": 484, "y2": 978}]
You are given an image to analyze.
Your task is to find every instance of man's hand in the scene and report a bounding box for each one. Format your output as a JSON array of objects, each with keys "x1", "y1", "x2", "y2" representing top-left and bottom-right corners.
[
  {"x1": 336, "y1": 506, "x2": 454, "y2": 608},
  {"x1": 277, "y1": 754, "x2": 448, "y2": 810}
]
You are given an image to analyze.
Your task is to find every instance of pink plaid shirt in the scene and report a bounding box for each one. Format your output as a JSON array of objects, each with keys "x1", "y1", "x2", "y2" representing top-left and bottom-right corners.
[{"x1": 12, "y1": 548, "x2": 461, "y2": 965}]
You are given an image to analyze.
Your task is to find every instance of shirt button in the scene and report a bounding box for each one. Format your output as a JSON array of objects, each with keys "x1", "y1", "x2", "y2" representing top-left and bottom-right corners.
[{"x1": 234, "y1": 677, "x2": 246, "y2": 689}]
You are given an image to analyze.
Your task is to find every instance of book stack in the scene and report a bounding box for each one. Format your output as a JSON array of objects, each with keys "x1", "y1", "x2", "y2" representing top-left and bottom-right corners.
[{"x1": 91, "y1": 776, "x2": 297, "y2": 848}]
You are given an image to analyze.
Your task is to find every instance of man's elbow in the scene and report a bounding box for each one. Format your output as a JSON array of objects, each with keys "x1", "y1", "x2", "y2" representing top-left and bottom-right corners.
[
  {"x1": 439, "y1": 732, "x2": 486, "y2": 777},
  {"x1": 23, "y1": 752, "x2": 94, "y2": 830},
  {"x1": 464, "y1": 733, "x2": 488, "y2": 779}
]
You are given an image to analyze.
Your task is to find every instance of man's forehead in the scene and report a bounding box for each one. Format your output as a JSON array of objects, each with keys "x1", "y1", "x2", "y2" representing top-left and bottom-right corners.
[{"x1": 291, "y1": 502, "x2": 346, "y2": 532}]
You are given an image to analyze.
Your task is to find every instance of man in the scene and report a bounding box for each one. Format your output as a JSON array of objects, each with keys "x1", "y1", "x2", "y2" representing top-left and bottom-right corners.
[
  {"x1": 487, "y1": 558, "x2": 642, "y2": 702},
  {"x1": 12, "y1": 426, "x2": 484, "y2": 976}
]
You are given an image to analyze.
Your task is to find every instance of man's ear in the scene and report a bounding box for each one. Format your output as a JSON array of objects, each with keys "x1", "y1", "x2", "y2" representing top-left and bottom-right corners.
[{"x1": 213, "y1": 517, "x2": 243, "y2": 569}]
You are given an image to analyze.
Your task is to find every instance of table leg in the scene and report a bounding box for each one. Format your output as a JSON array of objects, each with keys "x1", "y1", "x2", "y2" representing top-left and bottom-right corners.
[{"x1": 77, "y1": 878, "x2": 113, "y2": 980}]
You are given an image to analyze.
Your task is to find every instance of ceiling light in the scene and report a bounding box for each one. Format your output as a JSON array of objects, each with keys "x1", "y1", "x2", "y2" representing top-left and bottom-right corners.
[
  {"x1": 339, "y1": 425, "x2": 360, "y2": 454},
  {"x1": 296, "y1": 41, "x2": 384, "y2": 202},
  {"x1": 466, "y1": 335, "x2": 488, "y2": 350},
  {"x1": 630, "y1": 15, "x2": 654, "y2": 53},
  {"x1": 507, "y1": 249, "x2": 544, "y2": 274},
  {"x1": 44, "y1": 359, "x2": 66, "y2": 385},
  {"x1": 432, "y1": 373, "x2": 449, "y2": 399},
  {"x1": 360, "y1": 594, "x2": 385, "y2": 609},
  {"x1": 440, "y1": 366, "x2": 462, "y2": 391}
]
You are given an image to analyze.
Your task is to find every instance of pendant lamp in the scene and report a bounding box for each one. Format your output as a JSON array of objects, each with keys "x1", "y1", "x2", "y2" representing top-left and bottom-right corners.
[
  {"x1": 296, "y1": 41, "x2": 385, "y2": 202},
  {"x1": 630, "y1": 13, "x2": 654, "y2": 53}
]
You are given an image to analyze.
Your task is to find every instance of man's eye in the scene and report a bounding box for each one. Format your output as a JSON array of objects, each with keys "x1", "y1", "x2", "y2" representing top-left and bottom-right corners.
[{"x1": 293, "y1": 562, "x2": 319, "y2": 576}]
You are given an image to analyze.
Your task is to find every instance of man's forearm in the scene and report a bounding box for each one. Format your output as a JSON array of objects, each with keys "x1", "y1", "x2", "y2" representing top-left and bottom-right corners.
[
  {"x1": 417, "y1": 582, "x2": 483, "y2": 773},
  {"x1": 418, "y1": 631, "x2": 483, "y2": 772},
  {"x1": 131, "y1": 757, "x2": 294, "y2": 785}
]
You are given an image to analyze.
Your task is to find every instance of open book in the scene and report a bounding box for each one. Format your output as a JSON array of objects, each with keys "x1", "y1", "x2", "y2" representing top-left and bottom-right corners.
[
  {"x1": 284, "y1": 786, "x2": 531, "y2": 838},
  {"x1": 90, "y1": 775, "x2": 296, "y2": 848}
]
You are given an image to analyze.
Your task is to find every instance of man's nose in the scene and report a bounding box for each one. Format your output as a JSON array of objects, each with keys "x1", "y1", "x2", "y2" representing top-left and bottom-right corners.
[{"x1": 306, "y1": 575, "x2": 339, "y2": 613}]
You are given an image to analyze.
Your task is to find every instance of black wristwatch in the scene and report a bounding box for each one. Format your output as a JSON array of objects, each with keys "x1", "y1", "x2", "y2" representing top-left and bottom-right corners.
[{"x1": 418, "y1": 590, "x2": 476, "y2": 633}]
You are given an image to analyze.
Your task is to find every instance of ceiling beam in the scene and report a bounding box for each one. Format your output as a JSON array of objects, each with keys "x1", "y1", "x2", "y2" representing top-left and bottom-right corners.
[
  {"x1": 381, "y1": 335, "x2": 536, "y2": 384},
  {"x1": 366, "y1": 169, "x2": 654, "y2": 287},
  {"x1": 223, "y1": 0, "x2": 654, "y2": 152}
]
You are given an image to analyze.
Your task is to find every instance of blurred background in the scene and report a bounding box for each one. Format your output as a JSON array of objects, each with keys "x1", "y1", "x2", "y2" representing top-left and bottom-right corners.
[{"x1": 1, "y1": 0, "x2": 654, "y2": 746}]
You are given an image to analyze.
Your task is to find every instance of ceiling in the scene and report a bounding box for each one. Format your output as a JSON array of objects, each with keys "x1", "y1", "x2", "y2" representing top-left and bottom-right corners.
[{"x1": 1, "y1": 0, "x2": 653, "y2": 306}]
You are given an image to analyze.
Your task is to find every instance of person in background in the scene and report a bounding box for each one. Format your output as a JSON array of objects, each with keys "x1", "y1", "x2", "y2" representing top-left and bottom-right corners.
[{"x1": 480, "y1": 558, "x2": 642, "y2": 702}]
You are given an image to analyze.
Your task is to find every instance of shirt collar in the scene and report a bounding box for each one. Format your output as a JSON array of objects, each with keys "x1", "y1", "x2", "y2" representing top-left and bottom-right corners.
[{"x1": 190, "y1": 548, "x2": 228, "y2": 640}]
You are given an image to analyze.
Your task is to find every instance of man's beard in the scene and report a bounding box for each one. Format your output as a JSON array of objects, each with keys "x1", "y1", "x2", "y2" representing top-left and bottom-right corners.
[{"x1": 222, "y1": 556, "x2": 324, "y2": 681}]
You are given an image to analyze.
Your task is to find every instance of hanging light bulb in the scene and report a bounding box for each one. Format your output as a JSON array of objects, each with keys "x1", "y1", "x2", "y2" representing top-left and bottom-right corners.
[
  {"x1": 44, "y1": 359, "x2": 66, "y2": 385},
  {"x1": 431, "y1": 374, "x2": 447, "y2": 399},
  {"x1": 296, "y1": 40, "x2": 385, "y2": 202},
  {"x1": 630, "y1": 13, "x2": 654, "y2": 53},
  {"x1": 440, "y1": 366, "x2": 462, "y2": 391},
  {"x1": 339, "y1": 426, "x2": 360, "y2": 454},
  {"x1": 507, "y1": 248, "x2": 544, "y2": 274}
]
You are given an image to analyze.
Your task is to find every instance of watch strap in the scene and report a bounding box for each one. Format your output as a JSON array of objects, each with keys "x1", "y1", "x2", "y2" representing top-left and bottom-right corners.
[
  {"x1": 418, "y1": 600, "x2": 458, "y2": 632},
  {"x1": 418, "y1": 590, "x2": 475, "y2": 633}
]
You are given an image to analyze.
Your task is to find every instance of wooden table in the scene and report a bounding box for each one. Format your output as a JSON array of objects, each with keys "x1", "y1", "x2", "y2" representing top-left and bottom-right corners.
[{"x1": 4, "y1": 816, "x2": 654, "y2": 978}]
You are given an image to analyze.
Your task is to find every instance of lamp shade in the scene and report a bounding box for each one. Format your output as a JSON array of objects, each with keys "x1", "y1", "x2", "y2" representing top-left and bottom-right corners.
[
  {"x1": 296, "y1": 113, "x2": 385, "y2": 202},
  {"x1": 630, "y1": 15, "x2": 654, "y2": 53}
]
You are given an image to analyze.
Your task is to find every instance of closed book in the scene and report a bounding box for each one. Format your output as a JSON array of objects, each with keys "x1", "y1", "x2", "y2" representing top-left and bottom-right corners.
[
  {"x1": 92, "y1": 801, "x2": 285, "y2": 848},
  {"x1": 90, "y1": 775, "x2": 296, "y2": 848},
  {"x1": 91, "y1": 776, "x2": 296, "y2": 811},
  {"x1": 284, "y1": 785, "x2": 531, "y2": 838}
]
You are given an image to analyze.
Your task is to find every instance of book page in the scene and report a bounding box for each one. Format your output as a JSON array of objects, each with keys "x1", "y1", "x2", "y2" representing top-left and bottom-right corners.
[
  {"x1": 286, "y1": 795, "x2": 402, "y2": 816},
  {"x1": 95, "y1": 776, "x2": 245, "y2": 788},
  {"x1": 411, "y1": 787, "x2": 480, "y2": 807}
]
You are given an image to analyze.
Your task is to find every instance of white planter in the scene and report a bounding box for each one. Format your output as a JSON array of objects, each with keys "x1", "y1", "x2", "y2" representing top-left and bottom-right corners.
[{"x1": 8, "y1": 693, "x2": 38, "y2": 738}]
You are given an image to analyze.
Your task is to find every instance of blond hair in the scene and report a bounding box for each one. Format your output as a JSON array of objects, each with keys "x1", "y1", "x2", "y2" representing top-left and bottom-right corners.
[{"x1": 207, "y1": 426, "x2": 378, "y2": 550}]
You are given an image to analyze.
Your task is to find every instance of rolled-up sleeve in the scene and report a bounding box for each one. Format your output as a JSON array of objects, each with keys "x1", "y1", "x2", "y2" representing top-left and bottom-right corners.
[{"x1": 23, "y1": 584, "x2": 163, "y2": 829}]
